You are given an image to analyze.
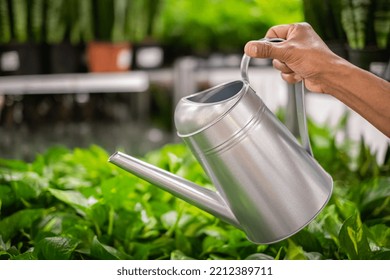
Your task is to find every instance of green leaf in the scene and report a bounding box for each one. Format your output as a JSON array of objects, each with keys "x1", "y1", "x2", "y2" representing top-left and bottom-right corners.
[
  {"x1": 11, "y1": 171, "x2": 47, "y2": 200},
  {"x1": 48, "y1": 188, "x2": 91, "y2": 213},
  {"x1": 285, "y1": 240, "x2": 307, "y2": 260},
  {"x1": 35, "y1": 236, "x2": 80, "y2": 260},
  {"x1": 335, "y1": 197, "x2": 359, "y2": 220},
  {"x1": 367, "y1": 224, "x2": 390, "y2": 248},
  {"x1": 0, "y1": 184, "x2": 16, "y2": 209},
  {"x1": 100, "y1": 176, "x2": 140, "y2": 210},
  {"x1": 0, "y1": 209, "x2": 46, "y2": 242},
  {"x1": 361, "y1": 178, "x2": 390, "y2": 211},
  {"x1": 11, "y1": 251, "x2": 37, "y2": 260},
  {"x1": 201, "y1": 236, "x2": 226, "y2": 255},
  {"x1": 170, "y1": 249, "x2": 195, "y2": 260},
  {"x1": 339, "y1": 213, "x2": 371, "y2": 259},
  {"x1": 0, "y1": 0, "x2": 11, "y2": 43},
  {"x1": 0, "y1": 158, "x2": 28, "y2": 171},
  {"x1": 174, "y1": 228, "x2": 192, "y2": 256},
  {"x1": 35, "y1": 212, "x2": 94, "y2": 245},
  {"x1": 90, "y1": 236, "x2": 132, "y2": 260},
  {"x1": 290, "y1": 229, "x2": 322, "y2": 253},
  {"x1": 161, "y1": 210, "x2": 192, "y2": 229},
  {"x1": 310, "y1": 204, "x2": 342, "y2": 245}
]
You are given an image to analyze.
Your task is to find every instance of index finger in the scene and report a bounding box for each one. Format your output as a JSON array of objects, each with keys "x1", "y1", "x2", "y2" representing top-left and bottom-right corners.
[{"x1": 265, "y1": 24, "x2": 294, "y2": 40}]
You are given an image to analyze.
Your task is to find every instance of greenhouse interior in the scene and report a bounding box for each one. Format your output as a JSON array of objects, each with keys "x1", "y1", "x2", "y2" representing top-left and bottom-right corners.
[{"x1": 0, "y1": 0, "x2": 389, "y2": 260}]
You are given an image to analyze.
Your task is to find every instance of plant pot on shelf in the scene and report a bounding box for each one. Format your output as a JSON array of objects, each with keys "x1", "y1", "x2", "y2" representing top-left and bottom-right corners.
[
  {"x1": 347, "y1": 47, "x2": 390, "y2": 71},
  {"x1": 48, "y1": 42, "x2": 85, "y2": 74},
  {"x1": 132, "y1": 38, "x2": 164, "y2": 70},
  {"x1": 0, "y1": 43, "x2": 44, "y2": 75},
  {"x1": 326, "y1": 41, "x2": 348, "y2": 60},
  {"x1": 86, "y1": 42, "x2": 132, "y2": 73}
]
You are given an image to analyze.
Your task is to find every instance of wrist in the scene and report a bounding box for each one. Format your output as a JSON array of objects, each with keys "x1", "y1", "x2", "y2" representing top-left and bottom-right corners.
[{"x1": 319, "y1": 56, "x2": 352, "y2": 97}]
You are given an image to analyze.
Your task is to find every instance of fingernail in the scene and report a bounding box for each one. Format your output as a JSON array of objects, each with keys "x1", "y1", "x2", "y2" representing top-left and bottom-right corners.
[
  {"x1": 249, "y1": 44, "x2": 258, "y2": 55},
  {"x1": 251, "y1": 44, "x2": 259, "y2": 54}
]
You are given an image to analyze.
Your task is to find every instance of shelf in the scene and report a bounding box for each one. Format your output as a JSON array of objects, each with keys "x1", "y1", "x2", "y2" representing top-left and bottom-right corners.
[{"x1": 0, "y1": 72, "x2": 149, "y2": 95}]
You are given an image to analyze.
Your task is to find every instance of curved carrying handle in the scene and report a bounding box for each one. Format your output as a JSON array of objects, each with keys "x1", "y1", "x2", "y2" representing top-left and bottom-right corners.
[{"x1": 240, "y1": 38, "x2": 313, "y2": 156}]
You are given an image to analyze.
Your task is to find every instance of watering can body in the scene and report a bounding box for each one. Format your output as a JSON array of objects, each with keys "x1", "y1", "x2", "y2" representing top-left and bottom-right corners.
[{"x1": 109, "y1": 42, "x2": 333, "y2": 244}]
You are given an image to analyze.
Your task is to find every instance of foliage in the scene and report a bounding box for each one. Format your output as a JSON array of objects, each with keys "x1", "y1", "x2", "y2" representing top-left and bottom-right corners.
[
  {"x1": 68, "y1": 0, "x2": 94, "y2": 45},
  {"x1": 45, "y1": 0, "x2": 67, "y2": 44},
  {"x1": 0, "y1": 120, "x2": 389, "y2": 260},
  {"x1": 0, "y1": 0, "x2": 45, "y2": 43},
  {"x1": 11, "y1": 0, "x2": 28, "y2": 43},
  {"x1": 0, "y1": 0, "x2": 303, "y2": 48},
  {"x1": 154, "y1": 0, "x2": 303, "y2": 53},
  {"x1": 303, "y1": 0, "x2": 346, "y2": 42},
  {"x1": 341, "y1": 0, "x2": 390, "y2": 49},
  {"x1": 45, "y1": 0, "x2": 94, "y2": 44},
  {"x1": 30, "y1": 0, "x2": 44, "y2": 43},
  {"x1": 0, "y1": 0, "x2": 11, "y2": 43},
  {"x1": 93, "y1": 0, "x2": 162, "y2": 43}
]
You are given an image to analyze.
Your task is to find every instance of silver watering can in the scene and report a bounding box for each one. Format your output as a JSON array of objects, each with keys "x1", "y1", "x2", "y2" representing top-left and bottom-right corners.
[{"x1": 109, "y1": 38, "x2": 333, "y2": 244}]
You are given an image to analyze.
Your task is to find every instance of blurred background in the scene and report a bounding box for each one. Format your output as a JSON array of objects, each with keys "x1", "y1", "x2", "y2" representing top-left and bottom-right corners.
[{"x1": 0, "y1": 0, "x2": 389, "y2": 161}]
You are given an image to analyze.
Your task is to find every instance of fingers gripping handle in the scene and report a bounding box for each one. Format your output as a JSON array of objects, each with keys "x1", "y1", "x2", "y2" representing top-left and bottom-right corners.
[
  {"x1": 241, "y1": 37, "x2": 285, "y2": 83},
  {"x1": 240, "y1": 38, "x2": 313, "y2": 156}
]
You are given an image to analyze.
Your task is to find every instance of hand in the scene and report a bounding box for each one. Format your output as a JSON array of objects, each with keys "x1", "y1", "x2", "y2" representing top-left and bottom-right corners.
[{"x1": 244, "y1": 23, "x2": 342, "y2": 94}]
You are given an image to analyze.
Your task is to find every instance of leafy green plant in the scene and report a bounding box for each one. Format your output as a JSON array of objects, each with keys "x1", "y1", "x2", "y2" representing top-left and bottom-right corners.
[
  {"x1": 0, "y1": 0, "x2": 44, "y2": 44},
  {"x1": 341, "y1": 0, "x2": 390, "y2": 49},
  {"x1": 126, "y1": 0, "x2": 163, "y2": 43},
  {"x1": 30, "y1": 0, "x2": 44, "y2": 43},
  {"x1": 0, "y1": 119, "x2": 389, "y2": 260},
  {"x1": 0, "y1": 0, "x2": 11, "y2": 43},
  {"x1": 155, "y1": 0, "x2": 303, "y2": 54},
  {"x1": 11, "y1": 0, "x2": 28, "y2": 43},
  {"x1": 3, "y1": 0, "x2": 44, "y2": 43},
  {"x1": 45, "y1": 0, "x2": 94, "y2": 45},
  {"x1": 303, "y1": 0, "x2": 346, "y2": 43},
  {"x1": 93, "y1": 0, "x2": 140, "y2": 43},
  {"x1": 67, "y1": 0, "x2": 94, "y2": 45},
  {"x1": 45, "y1": 0, "x2": 67, "y2": 44},
  {"x1": 374, "y1": 0, "x2": 390, "y2": 49}
]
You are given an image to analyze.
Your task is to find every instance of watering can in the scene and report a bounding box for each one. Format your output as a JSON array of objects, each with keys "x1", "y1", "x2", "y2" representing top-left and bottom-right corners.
[{"x1": 109, "y1": 38, "x2": 333, "y2": 244}]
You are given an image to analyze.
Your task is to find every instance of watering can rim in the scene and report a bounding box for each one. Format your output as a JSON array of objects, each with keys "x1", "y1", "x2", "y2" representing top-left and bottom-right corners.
[{"x1": 175, "y1": 80, "x2": 251, "y2": 138}]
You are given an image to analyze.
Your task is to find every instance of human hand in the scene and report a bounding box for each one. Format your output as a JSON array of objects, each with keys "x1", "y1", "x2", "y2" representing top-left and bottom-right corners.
[{"x1": 244, "y1": 23, "x2": 342, "y2": 93}]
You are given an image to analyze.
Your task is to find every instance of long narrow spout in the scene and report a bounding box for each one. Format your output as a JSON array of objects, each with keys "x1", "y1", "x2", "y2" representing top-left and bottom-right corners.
[{"x1": 109, "y1": 151, "x2": 241, "y2": 229}]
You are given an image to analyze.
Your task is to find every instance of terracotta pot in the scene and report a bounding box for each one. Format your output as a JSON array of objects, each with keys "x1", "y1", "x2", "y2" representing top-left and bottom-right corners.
[{"x1": 86, "y1": 42, "x2": 132, "y2": 72}]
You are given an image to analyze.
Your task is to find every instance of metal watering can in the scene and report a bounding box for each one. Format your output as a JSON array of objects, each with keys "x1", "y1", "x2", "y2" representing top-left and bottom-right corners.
[{"x1": 109, "y1": 38, "x2": 333, "y2": 244}]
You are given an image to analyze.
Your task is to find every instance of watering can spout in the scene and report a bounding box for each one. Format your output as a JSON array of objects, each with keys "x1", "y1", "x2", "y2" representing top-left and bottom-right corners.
[{"x1": 108, "y1": 151, "x2": 241, "y2": 228}]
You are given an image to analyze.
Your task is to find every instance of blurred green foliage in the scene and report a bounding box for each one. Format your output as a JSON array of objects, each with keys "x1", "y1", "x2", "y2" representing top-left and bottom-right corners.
[
  {"x1": 155, "y1": 0, "x2": 304, "y2": 53},
  {"x1": 0, "y1": 0, "x2": 303, "y2": 53}
]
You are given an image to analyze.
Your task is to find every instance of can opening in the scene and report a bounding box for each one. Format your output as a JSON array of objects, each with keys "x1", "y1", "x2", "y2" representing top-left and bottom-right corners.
[{"x1": 187, "y1": 81, "x2": 243, "y2": 104}]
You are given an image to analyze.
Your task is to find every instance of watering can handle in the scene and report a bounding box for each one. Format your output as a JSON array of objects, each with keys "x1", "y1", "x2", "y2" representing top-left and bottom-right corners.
[{"x1": 240, "y1": 38, "x2": 313, "y2": 156}]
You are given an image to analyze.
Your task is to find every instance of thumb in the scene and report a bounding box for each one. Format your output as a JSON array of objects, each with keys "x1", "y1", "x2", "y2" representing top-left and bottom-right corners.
[{"x1": 244, "y1": 40, "x2": 284, "y2": 60}]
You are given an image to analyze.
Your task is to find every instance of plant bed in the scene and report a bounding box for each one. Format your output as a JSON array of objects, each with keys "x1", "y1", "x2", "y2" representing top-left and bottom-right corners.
[{"x1": 0, "y1": 120, "x2": 389, "y2": 260}]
